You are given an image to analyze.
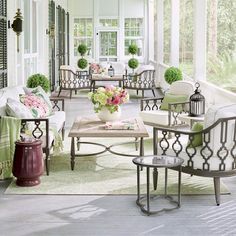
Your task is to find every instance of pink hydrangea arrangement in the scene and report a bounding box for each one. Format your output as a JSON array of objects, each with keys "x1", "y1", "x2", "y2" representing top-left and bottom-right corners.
[{"x1": 88, "y1": 86, "x2": 129, "y2": 113}]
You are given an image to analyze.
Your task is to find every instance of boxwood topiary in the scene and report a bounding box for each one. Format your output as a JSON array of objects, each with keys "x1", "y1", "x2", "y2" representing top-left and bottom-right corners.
[
  {"x1": 164, "y1": 67, "x2": 183, "y2": 85},
  {"x1": 77, "y1": 58, "x2": 88, "y2": 69},
  {"x1": 128, "y1": 44, "x2": 138, "y2": 55},
  {"x1": 77, "y1": 44, "x2": 87, "y2": 56},
  {"x1": 27, "y1": 74, "x2": 50, "y2": 93},
  {"x1": 128, "y1": 58, "x2": 139, "y2": 69}
]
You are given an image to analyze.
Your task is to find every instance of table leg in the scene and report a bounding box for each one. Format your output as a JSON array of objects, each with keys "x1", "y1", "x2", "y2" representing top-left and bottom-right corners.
[
  {"x1": 137, "y1": 165, "x2": 140, "y2": 203},
  {"x1": 153, "y1": 168, "x2": 158, "y2": 190},
  {"x1": 93, "y1": 81, "x2": 96, "y2": 92},
  {"x1": 146, "y1": 167, "x2": 150, "y2": 214},
  {"x1": 70, "y1": 137, "x2": 75, "y2": 170},
  {"x1": 165, "y1": 168, "x2": 168, "y2": 196},
  {"x1": 139, "y1": 137, "x2": 144, "y2": 156},
  {"x1": 153, "y1": 128, "x2": 158, "y2": 155},
  {"x1": 135, "y1": 137, "x2": 139, "y2": 151},
  {"x1": 178, "y1": 166, "x2": 182, "y2": 207}
]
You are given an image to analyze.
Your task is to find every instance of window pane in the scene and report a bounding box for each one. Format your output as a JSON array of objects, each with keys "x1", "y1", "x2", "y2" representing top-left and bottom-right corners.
[
  {"x1": 74, "y1": 18, "x2": 93, "y2": 56},
  {"x1": 124, "y1": 18, "x2": 143, "y2": 56},
  {"x1": 179, "y1": 0, "x2": 194, "y2": 77},
  {"x1": 164, "y1": 0, "x2": 171, "y2": 64},
  {"x1": 24, "y1": 0, "x2": 30, "y2": 54},
  {"x1": 32, "y1": 1, "x2": 37, "y2": 53},
  {"x1": 207, "y1": 0, "x2": 236, "y2": 93}
]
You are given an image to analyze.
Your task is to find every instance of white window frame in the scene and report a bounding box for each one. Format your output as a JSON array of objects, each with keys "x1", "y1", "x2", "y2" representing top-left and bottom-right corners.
[{"x1": 73, "y1": 17, "x2": 93, "y2": 57}]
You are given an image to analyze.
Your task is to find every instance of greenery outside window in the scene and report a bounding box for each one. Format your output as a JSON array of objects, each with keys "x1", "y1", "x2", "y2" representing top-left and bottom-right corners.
[
  {"x1": 179, "y1": 0, "x2": 194, "y2": 77},
  {"x1": 74, "y1": 18, "x2": 93, "y2": 56},
  {"x1": 164, "y1": 0, "x2": 171, "y2": 64},
  {"x1": 124, "y1": 18, "x2": 143, "y2": 56},
  {"x1": 207, "y1": 0, "x2": 236, "y2": 93}
]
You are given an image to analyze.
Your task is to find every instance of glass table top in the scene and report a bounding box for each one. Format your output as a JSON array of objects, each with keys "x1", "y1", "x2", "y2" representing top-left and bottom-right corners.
[{"x1": 132, "y1": 155, "x2": 184, "y2": 168}]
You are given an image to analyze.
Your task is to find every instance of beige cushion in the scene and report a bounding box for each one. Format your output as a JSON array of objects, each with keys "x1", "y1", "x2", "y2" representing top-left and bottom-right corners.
[
  {"x1": 168, "y1": 81, "x2": 195, "y2": 97},
  {"x1": 140, "y1": 110, "x2": 169, "y2": 126},
  {"x1": 136, "y1": 65, "x2": 154, "y2": 75},
  {"x1": 204, "y1": 104, "x2": 236, "y2": 155}
]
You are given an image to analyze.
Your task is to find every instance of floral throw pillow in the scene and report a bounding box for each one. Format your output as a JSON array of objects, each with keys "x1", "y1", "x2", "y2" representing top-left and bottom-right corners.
[
  {"x1": 19, "y1": 94, "x2": 51, "y2": 118},
  {"x1": 90, "y1": 63, "x2": 101, "y2": 74},
  {"x1": 23, "y1": 86, "x2": 53, "y2": 114}
]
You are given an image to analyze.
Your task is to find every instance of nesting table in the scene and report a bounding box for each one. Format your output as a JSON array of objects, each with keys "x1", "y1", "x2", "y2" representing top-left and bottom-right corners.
[
  {"x1": 68, "y1": 116, "x2": 149, "y2": 170},
  {"x1": 132, "y1": 155, "x2": 184, "y2": 215}
]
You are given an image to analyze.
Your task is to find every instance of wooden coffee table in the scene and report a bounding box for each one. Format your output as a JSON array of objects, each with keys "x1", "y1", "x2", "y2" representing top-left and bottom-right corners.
[{"x1": 68, "y1": 116, "x2": 149, "y2": 170}]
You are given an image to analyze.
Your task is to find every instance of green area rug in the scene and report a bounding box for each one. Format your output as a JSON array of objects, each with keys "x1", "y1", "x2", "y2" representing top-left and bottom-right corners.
[{"x1": 5, "y1": 138, "x2": 229, "y2": 195}]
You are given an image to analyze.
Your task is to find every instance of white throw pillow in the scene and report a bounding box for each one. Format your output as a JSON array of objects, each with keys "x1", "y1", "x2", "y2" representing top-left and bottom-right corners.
[{"x1": 6, "y1": 98, "x2": 33, "y2": 118}]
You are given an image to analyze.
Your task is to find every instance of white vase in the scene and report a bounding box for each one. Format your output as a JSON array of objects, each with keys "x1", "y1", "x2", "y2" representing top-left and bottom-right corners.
[{"x1": 97, "y1": 106, "x2": 121, "y2": 122}]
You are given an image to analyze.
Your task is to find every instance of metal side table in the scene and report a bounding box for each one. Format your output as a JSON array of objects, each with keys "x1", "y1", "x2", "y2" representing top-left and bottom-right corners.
[{"x1": 132, "y1": 155, "x2": 184, "y2": 215}]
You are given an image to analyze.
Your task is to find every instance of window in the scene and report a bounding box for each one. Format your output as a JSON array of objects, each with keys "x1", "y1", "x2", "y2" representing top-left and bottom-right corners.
[
  {"x1": 207, "y1": 0, "x2": 236, "y2": 93},
  {"x1": 74, "y1": 18, "x2": 93, "y2": 56},
  {"x1": 179, "y1": 0, "x2": 194, "y2": 77},
  {"x1": 124, "y1": 18, "x2": 143, "y2": 56},
  {"x1": 163, "y1": 0, "x2": 171, "y2": 64},
  {"x1": 99, "y1": 19, "x2": 118, "y2": 27}
]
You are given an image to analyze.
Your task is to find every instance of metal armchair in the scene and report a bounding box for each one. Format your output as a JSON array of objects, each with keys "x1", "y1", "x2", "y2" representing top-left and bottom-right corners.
[
  {"x1": 58, "y1": 65, "x2": 91, "y2": 99},
  {"x1": 153, "y1": 104, "x2": 236, "y2": 205},
  {"x1": 140, "y1": 81, "x2": 195, "y2": 127},
  {"x1": 123, "y1": 65, "x2": 156, "y2": 98}
]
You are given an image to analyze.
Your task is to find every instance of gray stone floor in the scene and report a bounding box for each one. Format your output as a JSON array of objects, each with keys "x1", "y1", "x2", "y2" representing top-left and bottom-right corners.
[{"x1": 1, "y1": 88, "x2": 236, "y2": 236}]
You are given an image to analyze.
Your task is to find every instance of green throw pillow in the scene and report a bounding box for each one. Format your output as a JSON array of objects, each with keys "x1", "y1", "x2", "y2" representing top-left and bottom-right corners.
[
  {"x1": 188, "y1": 122, "x2": 204, "y2": 148},
  {"x1": 160, "y1": 93, "x2": 188, "y2": 112}
]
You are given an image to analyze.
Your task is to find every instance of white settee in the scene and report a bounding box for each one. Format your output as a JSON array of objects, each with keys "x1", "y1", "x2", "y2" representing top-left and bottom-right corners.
[{"x1": 0, "y1": 85, "x2": 66, "y2": 175}]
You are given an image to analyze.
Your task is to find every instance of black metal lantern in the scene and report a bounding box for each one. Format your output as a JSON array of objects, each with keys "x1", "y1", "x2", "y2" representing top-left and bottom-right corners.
[
  {"x1": 11, "y1": 9, "x2": 23, "y2": 52},
  {"x1": 108, "y1": 65, "x2": 115, "y2": 77},
  {"x1": 189, "y1": 82, "x2": 205, "y2": 117}
]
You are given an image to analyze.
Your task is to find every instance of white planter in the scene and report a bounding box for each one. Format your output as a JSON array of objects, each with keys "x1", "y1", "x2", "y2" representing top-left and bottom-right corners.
[{"x1": 97, "y1": 106, "x2": 121, "y2": 122}]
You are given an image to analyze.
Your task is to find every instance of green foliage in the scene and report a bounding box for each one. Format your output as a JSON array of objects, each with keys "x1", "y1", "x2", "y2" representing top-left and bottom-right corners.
[
  {"x1": 77, "y1": 44, "x2": 87, "y2": 56},
  {"x1": 128, "y1": 44, "x2": 138, "y2": 55},
  {"x1": 128, "y1": 58, "x2": 139, "y2": 69},
  {"x1": 77, "y1": 58, "x2": 88, "y2": 69},
  {"x1": 27, "y1": 74, "x2": 50, "y2": 93},
  {"x1": 164, "y1": 67, "x2": 183, "y2": 85}
]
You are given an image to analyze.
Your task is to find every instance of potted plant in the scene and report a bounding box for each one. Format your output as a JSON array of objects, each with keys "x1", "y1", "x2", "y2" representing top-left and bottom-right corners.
[
  {"x1": 27, "y1": 74, "x2": 50, "y2": 93},
  {"x1": 128, "y1": 44, "x2": 139, "y2": 74},
  {"x1": 77, "y1": 43, "x2": 88, "y2": 70},
  {"x1": 164, "y1": 67, "x2": 183, "y2": 85}
]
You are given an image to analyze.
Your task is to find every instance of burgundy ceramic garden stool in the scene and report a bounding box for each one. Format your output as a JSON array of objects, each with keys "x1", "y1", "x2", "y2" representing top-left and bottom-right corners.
[{"x1": 13, "y1": 140, "x2": 44, "y2": 187}]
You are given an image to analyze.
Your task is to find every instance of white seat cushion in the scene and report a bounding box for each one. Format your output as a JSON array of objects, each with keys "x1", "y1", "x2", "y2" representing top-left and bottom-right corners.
[
  {"x1": 48, "y1": 111, "x2": 66, "y2": 131},
  {"x1": 140, "y1": 110, "x2": 169, "y2": 126},
  {"x1": 168, "y1": 81, "x2": 195, "y2": 97},
  {"x1": 136, "y1": 65, "x2": 154, "y2": 75}
]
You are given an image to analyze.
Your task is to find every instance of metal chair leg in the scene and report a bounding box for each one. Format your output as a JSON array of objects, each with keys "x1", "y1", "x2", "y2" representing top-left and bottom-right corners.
[{"x1": 214, "y1": 177, "x2": 221, "y2": 206}]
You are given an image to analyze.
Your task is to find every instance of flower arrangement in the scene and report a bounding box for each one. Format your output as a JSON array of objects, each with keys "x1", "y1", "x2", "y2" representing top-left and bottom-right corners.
[{"x1": 88, "y1": 86, "x2": 129, "y2": 113}]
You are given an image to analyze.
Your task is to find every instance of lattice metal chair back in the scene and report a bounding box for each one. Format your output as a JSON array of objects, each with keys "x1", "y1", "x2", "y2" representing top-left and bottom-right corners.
[
  {"x1": 123, "y1": 67, "x2": 156, "y2": 98},
  {"x1": 154, "y1": 114, "x2": 236, "y2": 205},
  {"x1": 58, "y1": 65, "x2": 91, "y2": 99}
]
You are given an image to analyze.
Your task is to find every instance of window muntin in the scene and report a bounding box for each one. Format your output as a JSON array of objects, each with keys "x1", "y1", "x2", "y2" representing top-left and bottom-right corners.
[
  {"x1": 74, "y1": 18, "x2": 93, "y2": 56},
  {"x1": 124, "y1": 18, "x2": 143, "y2": 56}
]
